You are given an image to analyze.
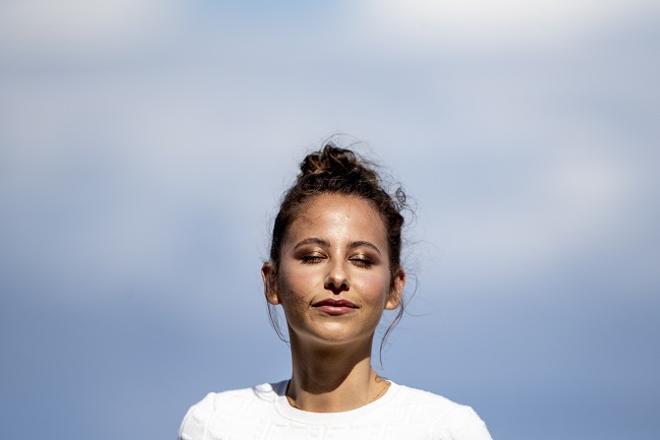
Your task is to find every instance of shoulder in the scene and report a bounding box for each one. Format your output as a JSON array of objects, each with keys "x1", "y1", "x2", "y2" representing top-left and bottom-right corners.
[
  {"x1": 393, "y1": 384, "x2": 493, "y2": 439},
  {"x1": 393, "y1": 383, "x2": 468, "y2": 415},
  {"x1": 177, "y1": 381, "x2": 285, "y2": 440}
]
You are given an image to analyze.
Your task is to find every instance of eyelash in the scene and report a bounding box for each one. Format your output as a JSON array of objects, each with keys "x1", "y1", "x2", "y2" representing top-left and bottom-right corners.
[
  {"x1": 300, "y1": 255, "x2": 324, "y2": 264},
  {"x1": 299, "y1": 255, "x2": 374, "y2": 268},
  {"x1": 350, "y1": 257, "x2": 373, "y2": 268}
]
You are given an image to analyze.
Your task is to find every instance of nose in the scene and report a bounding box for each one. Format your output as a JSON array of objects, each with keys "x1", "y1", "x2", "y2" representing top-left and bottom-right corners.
[{"x1": 324, "y1": 261, "x2": 350, "y2": 294}]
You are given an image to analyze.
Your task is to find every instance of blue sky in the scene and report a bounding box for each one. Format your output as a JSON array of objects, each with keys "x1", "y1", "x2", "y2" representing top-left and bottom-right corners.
[{"x1": 1, "y1": 1, "x2": 659, "y2": 439}]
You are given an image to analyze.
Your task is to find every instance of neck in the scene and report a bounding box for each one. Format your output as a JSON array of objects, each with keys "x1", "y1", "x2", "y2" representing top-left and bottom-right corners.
[{"x1": 286, "y1": 333, "x2": 389, "y2": 412}]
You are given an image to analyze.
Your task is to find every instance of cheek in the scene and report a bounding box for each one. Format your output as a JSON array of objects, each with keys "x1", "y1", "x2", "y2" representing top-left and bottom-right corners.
[
  {"x1": 277, "y1": 265, "x2": 321, "y2": 302},
  {"x1": 352, "y1": 270, "x2": 391, "y2": 304}
]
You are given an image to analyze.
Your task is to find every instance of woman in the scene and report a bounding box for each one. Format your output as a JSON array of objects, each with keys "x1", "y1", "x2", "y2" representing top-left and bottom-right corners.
[{"x1": 178, "y1": 144, "x2": 493, "y2": 439}]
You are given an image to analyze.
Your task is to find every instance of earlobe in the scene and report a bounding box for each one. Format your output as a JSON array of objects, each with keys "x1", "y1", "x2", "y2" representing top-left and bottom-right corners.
[
  {"x1": 385, "y1": 268, "x2": 405, "y2": 310},
  {"x1": 261, "y1": 261, "x2": 280, "y2": 305}
]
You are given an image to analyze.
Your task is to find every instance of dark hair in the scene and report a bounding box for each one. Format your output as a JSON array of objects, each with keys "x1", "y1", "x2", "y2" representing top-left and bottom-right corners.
[{"x1": 267, "y1": 142, "x2": 409, "y2": 363}]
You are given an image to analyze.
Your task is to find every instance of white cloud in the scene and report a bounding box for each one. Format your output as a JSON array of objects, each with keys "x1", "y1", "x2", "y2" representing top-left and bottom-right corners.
[
  {"x1": 0, "y1": 0, "x2": 181, "y2": 53},
  {"x1": 357, "y1": 0, "x2": 659, "y2": 49},
  {"x1": 1, "y1": 1, "x2": 655, "y2": 302},
  {"x1": 420, "y1": 136, "x2": 636, "y2": 286}
]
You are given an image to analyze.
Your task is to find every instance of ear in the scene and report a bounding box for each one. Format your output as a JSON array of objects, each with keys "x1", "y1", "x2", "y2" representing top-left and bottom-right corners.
[
  {"x1": 261, "y1": 261, "x2": 281, "y2": 305},
  {"x1": 385, "y1": 267, "x2": 405, "y2": 310}
]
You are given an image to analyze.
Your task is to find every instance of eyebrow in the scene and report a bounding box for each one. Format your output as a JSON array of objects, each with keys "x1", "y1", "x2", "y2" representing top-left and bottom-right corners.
[{"x1": 293, "y1": 237, "x2": 382, "y2": 255}]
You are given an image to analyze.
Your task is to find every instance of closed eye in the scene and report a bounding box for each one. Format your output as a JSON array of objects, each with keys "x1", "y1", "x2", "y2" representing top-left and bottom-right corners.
[
  {"x1": 350, "y1": 257, "x2": 374, "y2": 268},
  {"x1": 300, "y1": 255, "x2": 325, "y2": 264}
]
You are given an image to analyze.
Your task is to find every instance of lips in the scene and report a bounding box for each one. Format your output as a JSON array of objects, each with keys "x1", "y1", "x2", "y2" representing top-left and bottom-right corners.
[
  {"x1": 312, "y1": 298, "x2": 359, "y2": 315},
  {"x1": 312, "y1": 299, "x2": 358, "y2": 308}
]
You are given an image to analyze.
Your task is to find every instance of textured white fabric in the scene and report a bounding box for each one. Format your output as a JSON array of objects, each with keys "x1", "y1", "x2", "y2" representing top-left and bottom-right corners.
[{"x1": 178, "y1": 380, "x2": 493, "y2": 440}]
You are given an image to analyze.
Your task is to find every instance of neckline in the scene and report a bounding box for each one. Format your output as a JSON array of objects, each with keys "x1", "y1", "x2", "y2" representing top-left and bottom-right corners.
[{"x1": 272, "y1": 379, "x2": 401, "y2": 424}]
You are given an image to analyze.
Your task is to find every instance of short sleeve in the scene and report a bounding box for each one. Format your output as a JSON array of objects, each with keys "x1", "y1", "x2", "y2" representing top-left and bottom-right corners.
[
  {"x1": 444, "y1": 405, "x2": 493, "y2": 440},
  {"x1": 178, "y1": 393, "x2": 215, "y2": 440}
]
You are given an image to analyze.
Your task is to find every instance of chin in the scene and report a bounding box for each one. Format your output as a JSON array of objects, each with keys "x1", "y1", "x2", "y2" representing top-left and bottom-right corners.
[{"x1": 305, "y1": 326, "x2": 373, "y2": 347}]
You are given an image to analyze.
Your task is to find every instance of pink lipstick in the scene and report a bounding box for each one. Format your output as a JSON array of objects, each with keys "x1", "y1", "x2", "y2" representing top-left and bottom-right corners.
[{"x1": 312, "y1": 299, "x2": 358, "y2": 315}]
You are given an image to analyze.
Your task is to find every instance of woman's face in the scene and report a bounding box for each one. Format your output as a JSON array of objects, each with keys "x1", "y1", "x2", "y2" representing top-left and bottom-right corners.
[{"x1": 262, "y1": 193, "x2": 405, "y2": 347}]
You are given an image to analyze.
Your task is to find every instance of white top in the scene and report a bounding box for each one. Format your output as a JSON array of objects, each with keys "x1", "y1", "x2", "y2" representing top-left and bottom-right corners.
[{"x1": 178, "y1": 380, "x2": 493, "y2": 440}]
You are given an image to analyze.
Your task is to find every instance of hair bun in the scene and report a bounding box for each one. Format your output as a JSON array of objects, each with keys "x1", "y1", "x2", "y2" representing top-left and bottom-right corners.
[{"x1": 299, "y1": 144, "x2": 378, "y2": 183}]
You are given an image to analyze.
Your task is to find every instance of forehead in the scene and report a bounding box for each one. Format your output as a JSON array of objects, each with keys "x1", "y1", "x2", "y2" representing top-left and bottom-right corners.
[{"x1": 286, "y1": 194, "x2": 387, "y2": 245}]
